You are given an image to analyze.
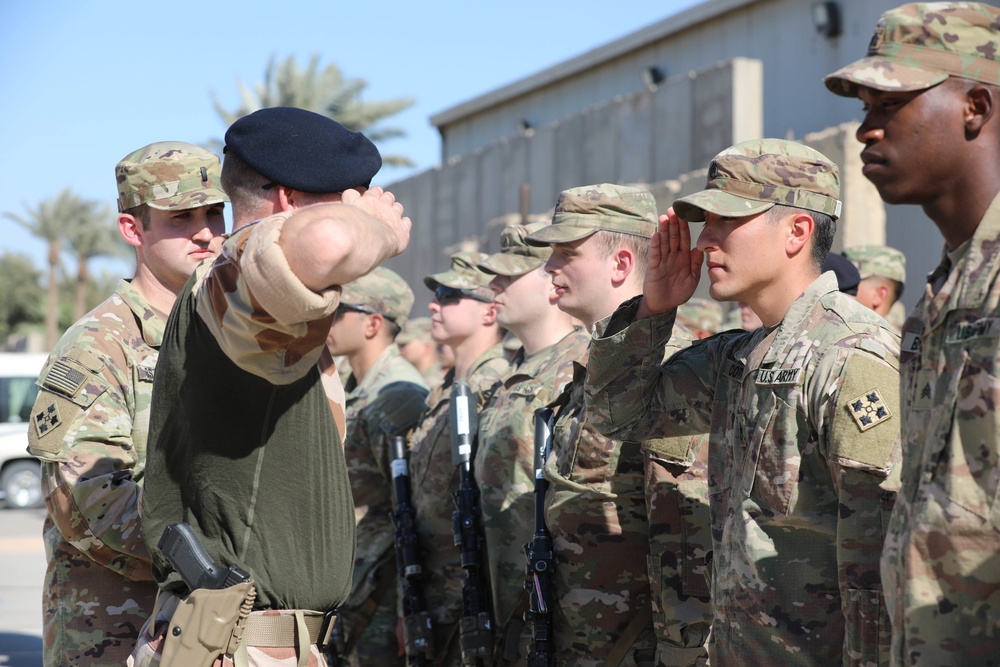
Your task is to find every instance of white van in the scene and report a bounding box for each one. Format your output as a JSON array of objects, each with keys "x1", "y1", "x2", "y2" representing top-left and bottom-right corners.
[{"x1": 0, "y1": 353, "x2": 48, "y2": 509}]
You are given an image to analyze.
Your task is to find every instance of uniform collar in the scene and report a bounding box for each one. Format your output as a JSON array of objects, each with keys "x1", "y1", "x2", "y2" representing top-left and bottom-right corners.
[{"x1": 117, "y1": 279, "x2": 166, "y2": 348}]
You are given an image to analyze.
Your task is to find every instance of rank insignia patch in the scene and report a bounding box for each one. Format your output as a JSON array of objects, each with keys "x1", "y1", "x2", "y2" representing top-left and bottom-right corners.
[
  {"x1": 848, "y1": 388, "x2": 892, "y2": 432},
  {"x1": 33, "y1": 402, "x2": 62, "y2": 439}
]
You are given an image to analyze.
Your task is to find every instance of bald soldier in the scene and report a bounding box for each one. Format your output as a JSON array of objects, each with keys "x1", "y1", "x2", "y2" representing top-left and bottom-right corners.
[
  {"x1": 326, "y1": 267, "x2": 429, "y2": 666},
  {"x1": 585, "y1": 139, "x2": 902, "y2": 665},
  {"x1": 826, "y1": 3, "x2": 1000, "y2": 664},
  {"x1": 841, "y1": 245, "x2": 906, "y2": 331},
  {"x1": 27, "y1": 142, "x2": 227, "y2": 666}
]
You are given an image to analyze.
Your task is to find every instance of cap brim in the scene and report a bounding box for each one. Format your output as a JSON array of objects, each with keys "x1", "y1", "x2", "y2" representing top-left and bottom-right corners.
[
  {"x1": 478, "y1": 253, "x2": 545, "y2": 276},
  {"x1": 524, "y1": 224, "x2": 597, "y2": 246},
  {"x1": 824, "y1": 57, "x2": 948, "y2": 98},
  {"x1": 673, "y1": 190, "x2": 774, "y2": 222},
  {"x1": 147, "y1": 188, "x2": 230, "y2": 211}
]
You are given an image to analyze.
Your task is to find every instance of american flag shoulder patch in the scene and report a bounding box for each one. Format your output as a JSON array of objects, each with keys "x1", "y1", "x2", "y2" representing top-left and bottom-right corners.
[{"x1": 41, "y1": 360, "x2": 87, "y2": 397}]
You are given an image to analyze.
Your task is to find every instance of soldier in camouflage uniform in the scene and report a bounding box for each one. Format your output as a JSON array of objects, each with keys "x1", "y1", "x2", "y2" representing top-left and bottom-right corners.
[
  {"x1": 398, "y1": 317, "x2": 447, "y2": 390},
  {"x1": 473, "y1": 221, "x2": 590, "y2": 664},
  {"x1": 524, "y1": 184, "x2": 711, "y2": 667},
  {"x1": 406, "y1": 251, "x2": 508, "y2": 666},
  {"x1": 325, "y1": 267, "x2": 429, "y2": 666},
  {"x1": 25, "y1": 142, "x2": 227, "y2": 667},
  {"x1": 135, "y1": 108, "x2": 411, "y2": 667},
  {"x1": 584, "y1": 140, "x2": 903, "y2": 666},
  {"x1": 826, "y1": 4, "x2": 1000, "y2": 665},
  {"x1": 841, "y1": 245, "x2": 907, "y2": 331},
  {"x1": 677, "y1": 297, "x2": 725, "y2": 339}
]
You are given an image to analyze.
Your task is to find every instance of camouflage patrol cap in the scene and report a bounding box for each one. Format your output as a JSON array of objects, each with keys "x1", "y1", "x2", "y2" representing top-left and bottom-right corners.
[
  {"x1": 340, "y1": 266, "x2": 415, "y2": 326},
  {"x1": 396, "y1": 316, "x2": 432, "y2": 346},
  {"x1": 676, "y1": 298, "x2": 724, "y2": 335},
  {"x1": 525, "y1": 184, "x2": 657, "y2": 245},
  {"x1": 842, "y1": 245, "x2": 907, "y2": 284},
  {"x1": 478, "y1": 221, "x2": 553, "y2": 276},
  {"x1": 825, "y1": 3, "x2": 1000, "y2": 98},
  {"x1": 116, "y1": 142, "x2": 228, "y2": 213},
  {"x1": 424, "y1": 251, "x2": 495, "y2": 300},
  {"x1": 673, "y1": 139, "x2": 842, "y2": 222}
]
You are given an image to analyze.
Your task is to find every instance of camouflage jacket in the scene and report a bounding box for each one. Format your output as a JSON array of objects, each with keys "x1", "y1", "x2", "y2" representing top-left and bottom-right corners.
[
  {"x1": 408, "y1": 343, "x2": 507, "y2": 627},
  {"x1": 143, "y1": 213, "x2": 355, "y2": 612},
  {"x1": 474, "y1": 329, "x2": 590, "y2": 643},
  {"x1": 887, "y1": 192, "x2": 1000, "y2": 666},
  {"x1": 540, "y1": 320, "x2": 693, "y2": 667},
  {"x1": 341, "y1": 344, "x2": 428, "y2": 611},
  {"x1": 586, "y1": 272, "x2": 902, "y2": 666},
  {"x1": 27, "y1": 279, "x2": 162, "y2": 666}
]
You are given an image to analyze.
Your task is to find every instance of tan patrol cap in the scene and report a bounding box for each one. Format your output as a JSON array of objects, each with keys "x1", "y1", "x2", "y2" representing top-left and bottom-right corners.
[{"x1": 116, "y1": 141, "x2": 227, "y2": 213}]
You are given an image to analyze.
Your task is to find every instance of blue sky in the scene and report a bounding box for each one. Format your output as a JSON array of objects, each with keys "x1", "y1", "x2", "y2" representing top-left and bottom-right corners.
[{"x1": 0, "y1": 0, "x2": 704, "y2": 277}]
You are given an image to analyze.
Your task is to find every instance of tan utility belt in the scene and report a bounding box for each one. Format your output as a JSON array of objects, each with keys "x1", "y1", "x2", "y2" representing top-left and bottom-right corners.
[{"x1": 244, "y1": 609, "x2": 336, "y2": 648}]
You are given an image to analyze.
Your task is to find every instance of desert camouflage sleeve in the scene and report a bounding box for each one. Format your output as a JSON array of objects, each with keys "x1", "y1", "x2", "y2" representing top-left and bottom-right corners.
[
  {"x1": 812, "y1": 343, "x2": 901, "y2": 665},
  {"x1": 586, "y1": 296, "x2": 721, "y2": 443},
  {"x1": 195, "y1": 213, "x2": 342, "y2": 385}
]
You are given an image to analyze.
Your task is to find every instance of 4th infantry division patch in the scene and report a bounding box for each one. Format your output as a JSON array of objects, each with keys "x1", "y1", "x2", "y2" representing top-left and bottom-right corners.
[
  {"x1": 848, "y1": 388, "x2": 892, "y2": 432},
  {"x1": 33, "y1": 402, "x2": 62, "y2": 439}
]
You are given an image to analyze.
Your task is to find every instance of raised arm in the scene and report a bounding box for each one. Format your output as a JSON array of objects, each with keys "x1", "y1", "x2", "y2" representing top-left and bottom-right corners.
[
  {"x1": 280, "y1": 187, "x2": 411, "y2": 291},
  {"x1": 636, "y1": 209, "x2": 704, "y2": 319}
]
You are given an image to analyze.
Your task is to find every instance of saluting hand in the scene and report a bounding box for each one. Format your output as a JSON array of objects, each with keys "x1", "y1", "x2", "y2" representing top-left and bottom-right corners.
[
  {"x1": 342, "y1": 186, "x2": 412, "y2": 258},
  {"x1": 638, "y1": 208, "x2": 703, "y2": 318}
]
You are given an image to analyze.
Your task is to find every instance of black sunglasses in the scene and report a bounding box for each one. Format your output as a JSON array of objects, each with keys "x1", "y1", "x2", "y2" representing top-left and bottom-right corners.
[
  {"x1": 434, "y1": 285, "x2": 493, "y2": 306},
  {"x1": 335, "y1": 303, "x2": 397, "y2": 323}
]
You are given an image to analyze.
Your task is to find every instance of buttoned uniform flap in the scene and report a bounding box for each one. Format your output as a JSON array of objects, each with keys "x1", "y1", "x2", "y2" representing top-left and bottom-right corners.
[
  {"x1": 831, "y1": 352, "x2": 900, "y2": 475},
  {"x1": 28, "y1": 349, "x2": 111, "y2": 457}
]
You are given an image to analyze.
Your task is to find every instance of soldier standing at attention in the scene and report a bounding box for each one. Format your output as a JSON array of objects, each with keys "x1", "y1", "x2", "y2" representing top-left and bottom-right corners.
[
  {"x1": 26, "y1": 142, "x2": 227, "y2": 666},
  {"x1": 397, "y1": 317, "x2": 447, "y2": 390},
  {"x1": 473, "y1": 221, "x2": 590, "y2": 664},
  {"x1": 136, "y1": 107, "x2": 411, "y2": 667},
  {"x1": 406, "y1": 252, "x2": 508, "y2": 666},
  {"x1": 825, "y1": 4, "x2": 1000, "y2": 665},
  {"x1": 584, "y1": 140, "x2": 902, "y2": 666},
  {"x1": 325, "y1": 267, "x2": 429, "y2": 666},
  {"x1": 524, "y1": 184, "x2": 711, "y2": 667}
]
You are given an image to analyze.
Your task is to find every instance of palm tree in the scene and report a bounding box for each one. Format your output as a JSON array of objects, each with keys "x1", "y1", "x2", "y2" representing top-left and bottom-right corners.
[
  {"x1": 4, "y1": 189, "x2": 109, "y2": 350},
  {"x1": 64, "y1": 204, "x2": 128, "y2": 321},
  {"x1": 213, "y1": 54, "x2": 415, "y2": 166}
]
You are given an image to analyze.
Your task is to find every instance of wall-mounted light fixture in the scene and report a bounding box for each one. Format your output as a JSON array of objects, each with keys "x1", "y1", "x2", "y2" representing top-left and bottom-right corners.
[
  {"x1": 812, "y1": 1, "x2": 842, "y2": 38},
  {"x1": 641, "y1": 66, "x2": 666, "y2": 89}
]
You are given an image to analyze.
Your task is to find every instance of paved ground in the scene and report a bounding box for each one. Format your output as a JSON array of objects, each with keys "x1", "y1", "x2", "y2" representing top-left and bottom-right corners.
[{"x1": 0, "y1": 503, "x2": 44, "y2": 667}]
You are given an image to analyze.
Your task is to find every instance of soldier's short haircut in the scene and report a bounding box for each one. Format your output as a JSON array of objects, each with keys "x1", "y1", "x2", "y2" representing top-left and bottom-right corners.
[
  {"x1": 384, "y1": 319, "x2": 402, "y2": 341},
  {"x1": 865, "y1": 274, "x2": 904, "y2": 303},
  {"x1": 592, "y1": 230, "x2": 650, "y2": 277},
  {"x1": 762, "y1": 204, "x2": 836, "y2": 270},
  {"x1": 122, "y1": 203, "x2": 151, "y2": 231},
  {"x1": 221, "y1": 150, "x2": 272, "y2": 215}
]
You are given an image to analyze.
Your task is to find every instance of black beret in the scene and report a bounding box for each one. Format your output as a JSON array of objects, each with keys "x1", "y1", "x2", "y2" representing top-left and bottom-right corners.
[
  {"x1": 822, "y1": 252, "x2": 860, "y2": 296},
  {"x1": 223, "y1": 107, "x2": 382, "y2": 193}
]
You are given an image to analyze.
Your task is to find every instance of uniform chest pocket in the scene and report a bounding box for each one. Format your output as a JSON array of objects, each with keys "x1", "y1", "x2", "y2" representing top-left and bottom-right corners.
[
  {"x1": 740, "y1": 391, "x2": 803, "y2": 516},
  {"x1": 938, "y1": 346, "x2": 1000, "y2": 527}
]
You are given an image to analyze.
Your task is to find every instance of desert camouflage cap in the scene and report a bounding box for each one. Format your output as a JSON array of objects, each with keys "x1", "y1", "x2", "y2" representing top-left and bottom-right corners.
[
  {"x1": 525, "y1": 184, "x2": 658, "y2": 245},
  {"x1": 116, "y1": 142, "x2": 228, "y2": 213},
  {"x1": 340, "y1": 266, "x2": 415, "y2": 326},
  {"x1": 842, "y1": 245, "x2": 907, "y2": 284},
  {"x1": 673, "y1": 139, "x2": 842, "y2": 222},
  {"x1": 479, "y1": 221, "x2": 553, "y2": 276},
  {"x1": 396, "y1": 316, "x2": 432, "y2": 346},
  {"x1": 825, "y1": 3, "x2": 1000, "y2": 98},
  {"x1": 677, "y1": 298, "x2": 724, "y2": 335},
  {"x1": 424, "y1": 251, "x2": 495, "y2": 299}
]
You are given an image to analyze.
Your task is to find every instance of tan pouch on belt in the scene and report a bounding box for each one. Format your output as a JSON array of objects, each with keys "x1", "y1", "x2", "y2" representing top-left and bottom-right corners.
[{"x1": 160, "y1": 582, "x2": 255, "y2": 667}]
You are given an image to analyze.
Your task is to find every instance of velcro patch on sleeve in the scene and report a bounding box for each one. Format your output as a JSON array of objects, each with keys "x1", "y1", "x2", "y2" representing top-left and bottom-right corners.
[
  {"x1": 41, "y1": 360, "x2": 88, "y2": 397},
  {"x1": 831, "y1": 353, "x2": 900, "y2": 472},
  {"x1": 27, "y1": 394, "x2": 79, "y2": 457}
]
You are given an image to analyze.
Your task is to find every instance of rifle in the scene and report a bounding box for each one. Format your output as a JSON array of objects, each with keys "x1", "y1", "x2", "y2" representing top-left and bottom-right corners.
[
  {"x1": 523, "y1": 408, "x2": 556, "y2": 667},
  {"x1": 449, "y1": 381, "x2": 494, "y2": 666},
  {"x1": 391, "y1": 435, "x2": 435, "y2": 667}
]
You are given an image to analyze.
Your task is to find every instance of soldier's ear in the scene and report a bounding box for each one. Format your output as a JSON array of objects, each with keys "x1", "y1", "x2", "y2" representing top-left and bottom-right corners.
[
  {"x1": 118, "y1": 213, "x2": 143, "y2": 248},
  {"x1": 482, "y1": 303, "x2": 498, "y2": 326}
]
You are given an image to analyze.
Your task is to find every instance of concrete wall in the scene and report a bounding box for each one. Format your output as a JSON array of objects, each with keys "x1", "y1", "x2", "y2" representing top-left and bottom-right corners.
[{"x1": 385, "y1": 58, "x2": 764, "y2": 312}]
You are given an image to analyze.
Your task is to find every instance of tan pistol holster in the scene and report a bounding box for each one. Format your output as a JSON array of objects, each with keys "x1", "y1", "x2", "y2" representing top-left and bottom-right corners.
[{"x1": 160, "y1": 581, "x2": 257, "y2": 667}]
